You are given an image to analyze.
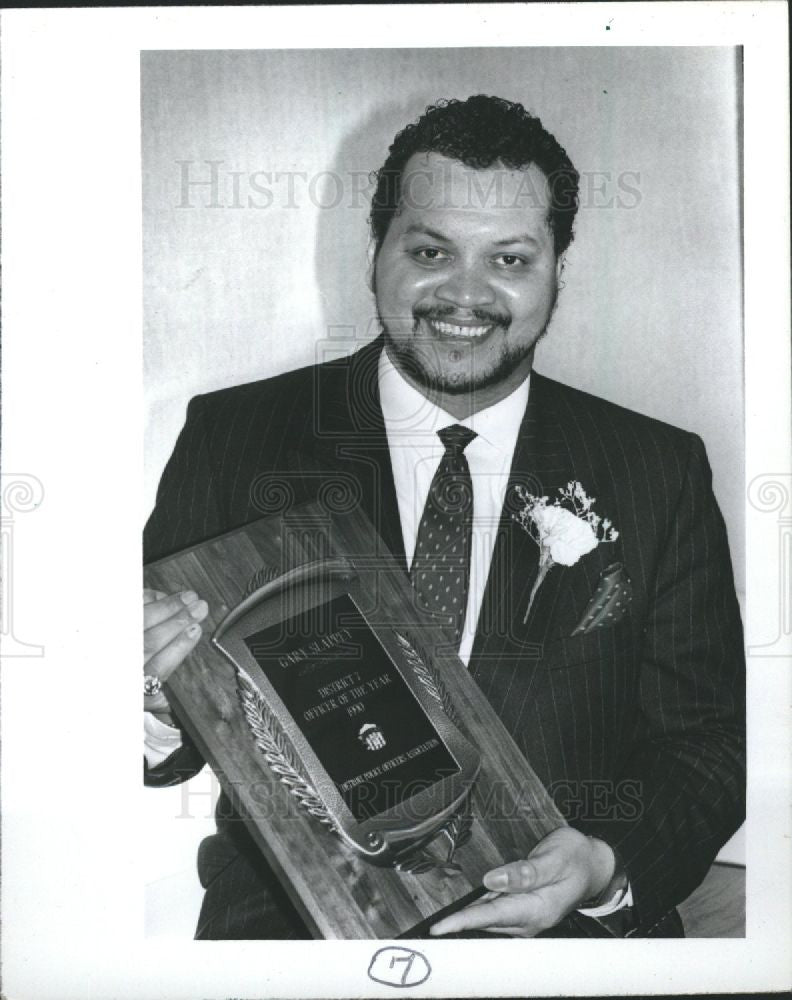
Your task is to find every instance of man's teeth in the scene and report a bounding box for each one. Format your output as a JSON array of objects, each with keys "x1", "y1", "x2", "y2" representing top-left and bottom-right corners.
[{"x1": 429, "y1": 319, "x2": 492, "y2": 337}]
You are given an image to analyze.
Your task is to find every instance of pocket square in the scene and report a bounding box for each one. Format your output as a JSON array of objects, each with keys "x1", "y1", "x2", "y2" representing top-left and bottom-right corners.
[{"x1": 571, "y1": 562, "x2": 632, "y2": 636}]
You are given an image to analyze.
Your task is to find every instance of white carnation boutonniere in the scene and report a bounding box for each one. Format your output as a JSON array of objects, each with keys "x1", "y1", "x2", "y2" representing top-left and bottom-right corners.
[{"x1": 513, "y1": 481, "x2": 619, "y2": 624}]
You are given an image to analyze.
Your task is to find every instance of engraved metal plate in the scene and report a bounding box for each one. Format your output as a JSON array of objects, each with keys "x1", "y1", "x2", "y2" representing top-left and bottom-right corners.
[{"x1": 212, "y1": 557, "x2": 481, "y2": 868}]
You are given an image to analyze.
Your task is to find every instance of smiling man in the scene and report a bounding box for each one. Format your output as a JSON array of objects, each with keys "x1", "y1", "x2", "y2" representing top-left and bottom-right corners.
[
  {"x1": 373, "y1": 154, "x2": 560, "y2": 413},
  {"x1": 143, "y1": 95, "x2": 745, "y2": 939}
]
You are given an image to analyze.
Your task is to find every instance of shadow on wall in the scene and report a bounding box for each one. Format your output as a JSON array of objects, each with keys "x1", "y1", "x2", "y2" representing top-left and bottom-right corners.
[{"x1": 313, "y1": 97, "x2": 400, "y2": 361}]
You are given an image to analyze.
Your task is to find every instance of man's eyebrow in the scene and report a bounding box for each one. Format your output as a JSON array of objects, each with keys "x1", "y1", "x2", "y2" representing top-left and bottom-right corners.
[
  {"x1": 401, "y1": 224, "x2": 542, "y2": 249},
  {"x1": 492, "y1": 234, "x2": 541, "y2": 248},
  {"x1": 402, "y1": 224, "x2": 452, "y2": 242}
]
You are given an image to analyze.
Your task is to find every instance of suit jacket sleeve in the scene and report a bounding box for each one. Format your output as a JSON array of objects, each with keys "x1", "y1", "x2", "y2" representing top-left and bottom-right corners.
[
  {"x1": 144, "y1": 394, "x2": 226, "y2": 560},
  {"x1": 584, "y1": 433, "x2": 746, "y2": 933},
  {"x1": 143, "y1": 394, "x2": 224, "y2": 787}
]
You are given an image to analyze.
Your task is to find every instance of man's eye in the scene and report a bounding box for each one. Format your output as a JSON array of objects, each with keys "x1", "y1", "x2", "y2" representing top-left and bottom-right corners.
[
  {"x1": 493, "y1": 253, "x2": 528, "y2": 269},
  {"x1": 412, "y1": 247, "x2": 450, "y2": 263}
]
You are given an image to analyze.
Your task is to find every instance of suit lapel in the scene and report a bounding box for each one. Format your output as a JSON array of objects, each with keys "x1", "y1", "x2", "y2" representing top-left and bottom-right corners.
[
  {"x1": 289, "y1": 336, "x2": 407, "y2": 572},
  {"x1": 469, "y1": 373, "x2": 583, "y2": 680}
]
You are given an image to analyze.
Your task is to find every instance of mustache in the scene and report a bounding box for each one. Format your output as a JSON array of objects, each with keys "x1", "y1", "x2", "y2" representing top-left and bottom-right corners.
[{"x1": 412, "y1": 304, "x2": 512, "y2": 329}]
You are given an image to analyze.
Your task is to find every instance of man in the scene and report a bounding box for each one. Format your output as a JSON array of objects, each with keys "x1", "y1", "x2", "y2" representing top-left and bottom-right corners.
[{"x1": 143, "y1": 95, "x2": 745, "y2": 939}]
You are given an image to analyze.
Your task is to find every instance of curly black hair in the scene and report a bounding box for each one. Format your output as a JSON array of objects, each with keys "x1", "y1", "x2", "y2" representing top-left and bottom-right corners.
[{"x1": 369, "y1": 95, "x2": 579, "y2": 258}]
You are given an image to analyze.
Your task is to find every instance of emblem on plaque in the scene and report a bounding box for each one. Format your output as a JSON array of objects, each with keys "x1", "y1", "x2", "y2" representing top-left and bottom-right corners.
[{"x1": 358, "y1": 722, "x2": 386, "y2": 751}]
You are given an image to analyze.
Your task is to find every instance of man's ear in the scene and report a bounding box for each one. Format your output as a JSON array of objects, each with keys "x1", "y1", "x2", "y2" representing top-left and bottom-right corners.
[{"x1": 555, "y1": 254, "x2": 566, "y2": 289}]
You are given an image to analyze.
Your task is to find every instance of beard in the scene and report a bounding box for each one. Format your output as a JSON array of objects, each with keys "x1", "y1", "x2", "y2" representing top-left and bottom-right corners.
[{"x1": 380, "y1": 295, "x2": 557, "y2": 396}]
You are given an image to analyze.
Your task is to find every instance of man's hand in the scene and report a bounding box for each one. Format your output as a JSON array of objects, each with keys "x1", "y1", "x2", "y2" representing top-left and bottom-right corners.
[
  {"x1": 429, "y1": 828, "x2": 615, "y2": 937},
  {"x1": 143, "y1": 587, "x2": 208, "y2": 721}
]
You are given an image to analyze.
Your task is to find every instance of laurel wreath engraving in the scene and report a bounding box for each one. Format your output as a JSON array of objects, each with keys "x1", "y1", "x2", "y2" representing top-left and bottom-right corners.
[
  {"x1": 392, "y1": 630, "x2": 460, "y2": 726},
  {"x1": 390, "y1": 630, "x2": 472, "y2": 873},
  {"x1": 240, "y1": 566, "x2": 338, "y2": 829},
  {"x1": 236, "y1": 667, "x2": 338, "y2": 830}
]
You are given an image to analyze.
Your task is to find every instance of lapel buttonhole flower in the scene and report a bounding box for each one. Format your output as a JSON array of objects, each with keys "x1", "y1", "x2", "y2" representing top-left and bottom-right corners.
[{"x1": 513, "y1": 480, "x2": 619, "y2": 624}]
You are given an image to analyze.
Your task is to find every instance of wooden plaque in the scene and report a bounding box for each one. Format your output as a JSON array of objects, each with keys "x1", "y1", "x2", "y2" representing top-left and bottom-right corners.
[{"x1": 144, "y1": 502, "x2": 571, "y2": 939}]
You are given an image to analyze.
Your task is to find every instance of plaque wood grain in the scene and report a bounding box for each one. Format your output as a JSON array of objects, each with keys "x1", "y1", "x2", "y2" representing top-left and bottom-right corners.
[{"x1": 144, "y1": 502, "x2": 568, "y2": 939}]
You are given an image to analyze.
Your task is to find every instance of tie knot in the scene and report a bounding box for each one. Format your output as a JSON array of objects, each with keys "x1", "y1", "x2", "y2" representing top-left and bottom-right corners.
[{"x1": 438, "y1": 424, "x2": 477, "y2": 455}]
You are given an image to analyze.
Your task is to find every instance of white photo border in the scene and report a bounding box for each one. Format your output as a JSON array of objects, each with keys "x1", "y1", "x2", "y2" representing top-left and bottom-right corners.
[{"x1": 1, "y1": 4, "x2": 789, "y2": 998}]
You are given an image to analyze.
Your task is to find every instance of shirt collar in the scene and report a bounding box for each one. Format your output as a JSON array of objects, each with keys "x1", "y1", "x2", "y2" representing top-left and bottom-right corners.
[{"x1": 378, "y1": 346, "x2": 530, "y2": 457}]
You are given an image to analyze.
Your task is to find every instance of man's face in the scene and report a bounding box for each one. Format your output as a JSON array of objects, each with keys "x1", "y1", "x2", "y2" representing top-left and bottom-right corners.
[{"x1": 373, "y1": 153, "x2": 561, "y2": 399}]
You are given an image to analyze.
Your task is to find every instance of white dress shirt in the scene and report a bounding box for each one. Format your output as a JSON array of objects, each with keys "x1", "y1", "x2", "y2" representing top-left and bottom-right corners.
[{"x1": 378, "y1": 347, "x2": 529, "y2": 666}]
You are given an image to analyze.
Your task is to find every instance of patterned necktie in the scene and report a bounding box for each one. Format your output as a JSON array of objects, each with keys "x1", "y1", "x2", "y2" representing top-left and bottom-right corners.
[{"x1": 410, "y1": 424, "x2": 477, "y2": 647}]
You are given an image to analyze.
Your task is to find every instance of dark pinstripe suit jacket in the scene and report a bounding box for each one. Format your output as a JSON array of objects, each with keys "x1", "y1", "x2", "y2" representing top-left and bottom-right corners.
[{"x1": 144, "y1": 336, "x2": 745, "y2": 939}]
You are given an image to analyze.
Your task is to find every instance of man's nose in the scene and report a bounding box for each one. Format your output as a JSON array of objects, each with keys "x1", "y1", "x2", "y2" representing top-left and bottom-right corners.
[{"x1": 434, "y1": 263, "x2": 496, "y2": 309}]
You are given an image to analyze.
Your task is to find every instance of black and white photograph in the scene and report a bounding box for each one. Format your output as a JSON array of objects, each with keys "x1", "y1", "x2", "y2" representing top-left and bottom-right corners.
[
  {"x1": 1, "y1": 4, "x2": 790, "y2": 998},
  {"x1": 142, "y1": 45, "x2": 747, "y2": 944}
]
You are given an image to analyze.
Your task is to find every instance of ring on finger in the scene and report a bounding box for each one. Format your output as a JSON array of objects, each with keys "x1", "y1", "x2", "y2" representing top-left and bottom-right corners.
[{"x1": 144, "y1": 674, "x2": 162, "y2": 698}]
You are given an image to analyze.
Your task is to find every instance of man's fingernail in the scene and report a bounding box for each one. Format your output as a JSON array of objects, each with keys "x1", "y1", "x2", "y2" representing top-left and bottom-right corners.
[
  {"x1": 180, "y1": 590, "x2": 198, "y2": 605},
  {"x1": 189, "y1": 600, "x2": 208, "y2": 620},
  {"x1": 485, "y1": 872, "x2": 508, "y2": 890},
  {"x1": 185, "y1": 623, "x2": 201, "y2": 638}
]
